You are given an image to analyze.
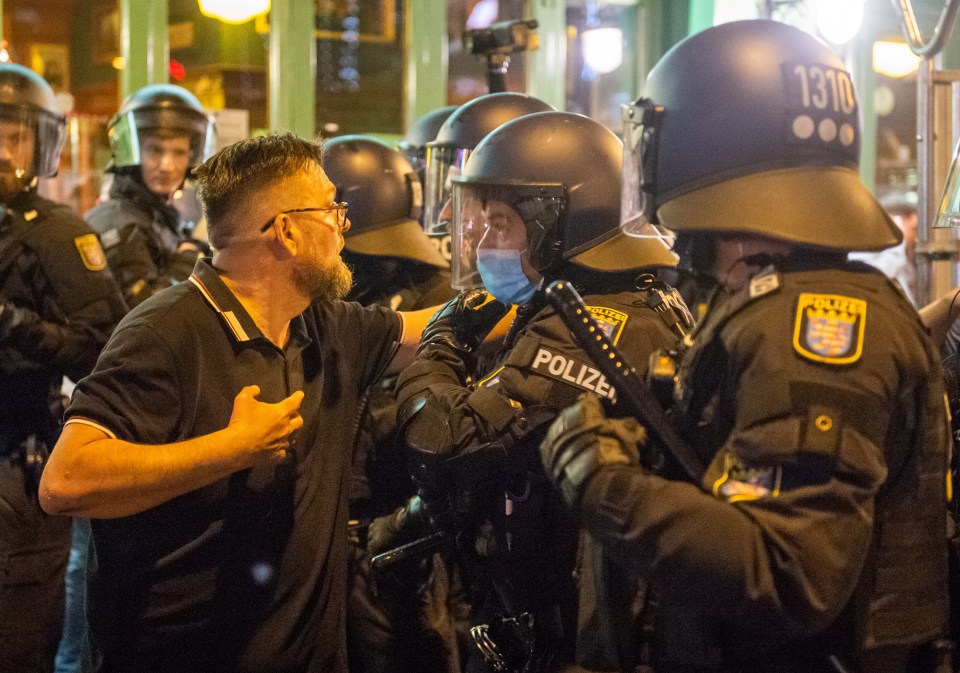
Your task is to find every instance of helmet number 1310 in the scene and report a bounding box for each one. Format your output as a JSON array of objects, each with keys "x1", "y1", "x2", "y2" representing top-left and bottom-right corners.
[{"x1": 792, "y1": 64, "x2": 856, "y2": 115}]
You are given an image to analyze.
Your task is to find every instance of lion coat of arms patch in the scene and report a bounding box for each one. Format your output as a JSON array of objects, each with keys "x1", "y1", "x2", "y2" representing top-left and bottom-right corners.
[{"x1": 792, "y1": 293, "x2": 866, "y2": 365}]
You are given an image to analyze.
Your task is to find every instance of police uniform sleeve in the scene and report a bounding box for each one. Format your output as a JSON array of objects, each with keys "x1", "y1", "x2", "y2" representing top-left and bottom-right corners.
[
  {"x1": 569, "y1": 293, "x2": 937, "y2": 646},
  {"x1": 65, "y1": 321, "x2": 181, "y2": 444},
  {"x1": 87, "y1": 201, "x2": 198, "y2": 308},
  {"x1": 396, "y1": 297, "x2": 677, "y2": 481},
  {"x1": 942, "y1": 309, "x2": 960, "y2": 359},
  {"x1": 0, "y1": 205, "x2": 127, "y2": 382}
]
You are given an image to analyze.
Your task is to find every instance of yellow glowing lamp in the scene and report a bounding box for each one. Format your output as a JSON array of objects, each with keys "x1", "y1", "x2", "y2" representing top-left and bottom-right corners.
[
  {"x1": 872, "y1": 41, "x2": 921, "y2": 78},
  {"x1": 198, "y1": 0, "x2": 270, "y2": 24}
]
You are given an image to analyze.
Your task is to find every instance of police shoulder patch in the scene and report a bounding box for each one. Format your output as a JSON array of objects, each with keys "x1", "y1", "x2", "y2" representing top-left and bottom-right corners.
[
  {"x1": 74, "y1": 233, "x2": 107, "y2": 271},
  {"x1": 793, "y1": 293, "x2": 866, "y2": 365},
  {"x1": 584, "y1": 305, "x2": 628, "y2": 344},
  {"x1": 712, "y1": 452, "x2": 781, "y2": 503}
]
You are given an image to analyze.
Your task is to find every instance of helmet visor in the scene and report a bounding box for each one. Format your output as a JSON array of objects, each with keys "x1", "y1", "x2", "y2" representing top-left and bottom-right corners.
[
  {"x1": 423, "y1": 144, "x2": 471, "y2": 236},
  {"x1": 938, "y1": 137, "x2": 960, "y2": 228},
  {"x1": 109, "y1": 107, "x2": 216, "y2": 168},
  {"x1": 451, "y1": 180, "x2": 565, "y2": 290},
  {"x1": 620, "y1": 100, "x2": 673, "y2": 243},
  {"x1": 398, "y1": 144, "x2": 426, "y2": 179},
  {"x1": 0, "y1": 106, "x2": 65, "y2": 181}
]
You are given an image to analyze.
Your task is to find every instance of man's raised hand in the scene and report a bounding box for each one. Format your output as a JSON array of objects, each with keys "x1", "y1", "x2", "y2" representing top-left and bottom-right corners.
[{"x1": 227, "y1": 385, "x2": 304, "y2": 464}]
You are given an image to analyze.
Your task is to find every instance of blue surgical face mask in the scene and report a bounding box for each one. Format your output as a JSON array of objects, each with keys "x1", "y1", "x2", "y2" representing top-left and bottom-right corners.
[{"x1": 476, "y1": 248, "x2": 539, "y2": 305}]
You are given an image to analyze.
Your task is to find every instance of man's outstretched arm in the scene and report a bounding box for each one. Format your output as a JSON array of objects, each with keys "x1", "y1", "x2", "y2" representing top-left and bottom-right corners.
[{"x1": 40, "y1": 385, "x2": 303, "y2": 519}]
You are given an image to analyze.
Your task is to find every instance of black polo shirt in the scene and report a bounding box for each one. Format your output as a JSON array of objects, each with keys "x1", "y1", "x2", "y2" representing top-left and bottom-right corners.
[{"x1": 65, "y1": 259, "x2": 401, "y2": 673}]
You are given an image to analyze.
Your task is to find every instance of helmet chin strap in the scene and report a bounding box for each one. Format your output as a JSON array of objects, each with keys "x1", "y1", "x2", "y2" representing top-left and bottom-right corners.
[
  {"x1": 718, "y1": 242, "x2": 783, "y2": 290},
  {"x1": 0, "y1": 174, "x2": 37, "y2": 204}
]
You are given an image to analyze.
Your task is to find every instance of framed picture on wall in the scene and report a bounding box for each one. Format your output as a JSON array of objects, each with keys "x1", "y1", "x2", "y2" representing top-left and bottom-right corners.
[
  {"x1": 29, "y1": 43, "x2": 70, "y2": 93},
  {"x1": 91, "y1": 3, "x2": 121, "y2": 65}
]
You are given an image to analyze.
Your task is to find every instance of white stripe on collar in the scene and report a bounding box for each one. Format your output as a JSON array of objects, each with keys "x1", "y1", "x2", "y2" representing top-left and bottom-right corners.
[{"x1": 189, "y1": 274, "x2": 251, "y2": 342}]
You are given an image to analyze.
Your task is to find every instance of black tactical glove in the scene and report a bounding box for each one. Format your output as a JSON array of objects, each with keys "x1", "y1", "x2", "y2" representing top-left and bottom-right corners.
[
  {"x1": 0, "y1": 300, "x2": 20, "y2": 343},
  {"x1": 366, "y1": 495, "x2": 432, "y2": 556},
  {"x1": 540, "y1": 394, "x2": 645, "y2": 507},
  {"x1": 418, "y1": 289, "x2": 510, "y2": 364}
]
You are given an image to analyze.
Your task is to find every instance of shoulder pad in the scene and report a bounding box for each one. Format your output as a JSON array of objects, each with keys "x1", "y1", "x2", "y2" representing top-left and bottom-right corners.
[{"x1": 84, "y1": 198, "x2": 148, "y2": 234}]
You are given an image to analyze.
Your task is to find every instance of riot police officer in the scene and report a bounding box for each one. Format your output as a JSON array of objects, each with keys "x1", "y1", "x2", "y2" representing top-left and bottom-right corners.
[
  {"x1": 422, "y1": 92, "x2": 555, "y2": 268},
  {"x1": 321, "y1": 134, "x2": 462, "y2": 673},
  {"x1": 0, "y1": 63, "x2": 125, "y2": 673},
  {"x1": 397, "y1": 105, "x2": 458, "y2": 192},
  {"x1": 324, "y1": 135, "x2": 453, "y2": 310},
  {"x1": 539, "y1": 20, "x2": 950, "y2": 672},
  {"x1": 86, "y1": 84, "x2": 215, "y2": 307},
  {"x1": 393, "y1": 111, "x2": 686, "y2": 673}
]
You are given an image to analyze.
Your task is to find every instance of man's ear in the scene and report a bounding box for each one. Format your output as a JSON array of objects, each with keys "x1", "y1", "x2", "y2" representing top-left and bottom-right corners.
[{"x1": 274, "y1": 213, "x2": 303, "y2": 258}]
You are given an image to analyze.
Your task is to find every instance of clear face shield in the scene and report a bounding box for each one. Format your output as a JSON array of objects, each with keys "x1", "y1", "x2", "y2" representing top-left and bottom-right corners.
[
  {"x1": 423, "y1": 143, "x2": 472, "y2": 236},
  {"x1": 620, "y1": 99, "x2": 674, "y2": 244},
  {"x1": 450, "y1": 180, "x2": 565, "y2": 291},
  {"x1": 398, "y1": 144, "x2": 426, "y2": 179},
  {"x1": 109, "y1": 107, "x2": 217, "y2": 169},
  {"x1": 0, "y1": 106, "x2": 65, "y2": 194},
  {"x1": 937, "y1": 138, "x2": 960, "y2": 229}
]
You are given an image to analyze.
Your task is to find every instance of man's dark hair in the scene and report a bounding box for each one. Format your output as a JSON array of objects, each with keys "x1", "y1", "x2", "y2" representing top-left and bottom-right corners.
[{"x1": 194, "y1": 132, "x2": 324, "y2": 248}]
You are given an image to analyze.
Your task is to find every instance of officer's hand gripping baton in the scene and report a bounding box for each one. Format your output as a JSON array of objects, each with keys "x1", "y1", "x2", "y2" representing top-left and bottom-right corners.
[{"x1": 544, "y1": 280, "x2": 704, "y2": 482}]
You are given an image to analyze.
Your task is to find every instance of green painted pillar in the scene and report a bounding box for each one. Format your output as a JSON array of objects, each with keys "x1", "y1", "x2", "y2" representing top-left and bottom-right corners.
[
  {"x1": 687, "y1": 0, "x2": 714, "y2": 35},
  {"x1": 120, "y1": 0, "x2": 168, "y2": 98},
  {"x1": 642, "y1": 0, "x2": 689, "y2": 79},
  {"x1": 852, "y1": 37, "x2": 876, "y2": 191},
  {"x1": 269, "y1": 0, "x2": 316, "y2": 137},
  {"x1": 405, "y1": 0, "x2": 447, "y2": 130},
  {"x1": 528, "y1": 0, "x2": 566, "y2": 111},
  {"x1": 147, "y1": 0, "x2": 169, "y2": 84}
]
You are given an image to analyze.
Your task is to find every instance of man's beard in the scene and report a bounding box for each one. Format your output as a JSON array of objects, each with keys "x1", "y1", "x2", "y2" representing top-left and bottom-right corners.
[{"x1": 292, "y1": 256, "x2": 353, "y2": 304}]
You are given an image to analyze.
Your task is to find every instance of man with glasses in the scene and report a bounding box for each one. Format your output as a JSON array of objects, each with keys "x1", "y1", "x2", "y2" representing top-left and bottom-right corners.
[{"x1": 39, "y1": 133, "x2": 447, "y2": 673}]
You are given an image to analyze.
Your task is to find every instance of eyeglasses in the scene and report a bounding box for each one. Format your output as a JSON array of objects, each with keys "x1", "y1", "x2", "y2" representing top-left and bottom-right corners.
[{"x1": 260, "y1": 202, "x2": 349, "y2": 234}]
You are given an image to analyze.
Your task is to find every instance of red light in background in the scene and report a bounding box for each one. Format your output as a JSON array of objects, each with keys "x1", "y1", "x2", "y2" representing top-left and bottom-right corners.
[{"x1": 170, "y1": 60, "x2": 186, "y2": 81}]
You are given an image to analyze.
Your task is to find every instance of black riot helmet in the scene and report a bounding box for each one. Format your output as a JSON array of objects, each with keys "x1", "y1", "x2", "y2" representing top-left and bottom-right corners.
[
  {"x1": 108, "y1": 84, "x2": 216, "y2": 171},
  {"x1": 423, "y1": 92, "x2": 555, "y2": 236},
  {"x1": 622, "y1": 19, "x2": 899, "y2": 252},
  {"x1": 322, "y1": 135, "x2": 447, "y2": 268},
  {"x1": 0, "y1": 63, "x2": 66, "y2": 186},
  {"x1": 450, "y1": 111, "x2": 676, "y2": 292},
  {"x1": 397, "y1": 105, "x2": 458, "y2": 183}
]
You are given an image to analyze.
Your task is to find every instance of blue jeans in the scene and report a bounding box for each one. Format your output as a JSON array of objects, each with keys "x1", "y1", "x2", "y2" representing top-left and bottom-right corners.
[{"x1": 54, "y1": 518, "x2": 93, "y2": 673}]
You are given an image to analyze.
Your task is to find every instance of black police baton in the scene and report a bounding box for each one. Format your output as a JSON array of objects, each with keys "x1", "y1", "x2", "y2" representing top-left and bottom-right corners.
[
  {"x1": 371, "y1": 531, "x2": 444, "y2": 571},
  {"x1": 545, "y1": 280, "x2": 704, "y2": 483}
]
